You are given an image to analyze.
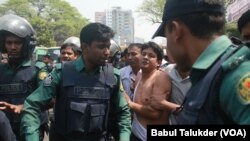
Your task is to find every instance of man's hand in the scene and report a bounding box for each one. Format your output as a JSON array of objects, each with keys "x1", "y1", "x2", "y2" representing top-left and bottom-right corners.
[
  {"x1": 124, "y1": 93, "x2": 132, "y2": 108},
  {"x1": 0, "y1": 101, "x2": 23, "y2": 114},
  {"x1": 150, "y1": 94, "x2": 181, "y2": 112}
]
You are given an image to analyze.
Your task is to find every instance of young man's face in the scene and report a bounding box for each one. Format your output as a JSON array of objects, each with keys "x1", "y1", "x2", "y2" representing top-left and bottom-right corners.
[
  {"x1": 141, "y1": 47, "x2": 161, "y2": 71},
  {"x1": 5, "y1": 34, "x2": 23, "y2": 59}
]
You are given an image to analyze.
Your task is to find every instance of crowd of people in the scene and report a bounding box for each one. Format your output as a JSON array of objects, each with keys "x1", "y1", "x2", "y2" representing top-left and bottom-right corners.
[{"x1": 1, "y1": 0, "x2": 250, "y2": 141}]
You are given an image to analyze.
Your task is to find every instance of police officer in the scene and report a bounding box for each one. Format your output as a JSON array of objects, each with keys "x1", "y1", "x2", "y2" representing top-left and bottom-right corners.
[
  {"x1": 108, "y1": 39, "x2": 122, "y2": 68},
  {"x1": 59, "y1": 36, "x2": 82, "y2": 62},
  {"x1": 152, "y1": 0, "x2": 250, "y2": 124},
  {"x1": 21, "y1": 22, "x2": 131, "y2": 141},
  {"x1": 0, "y1": 14, "x2": 49, "y2": 140},
  {"x1": 48, "y1": 36, "x2": 82, "y2": 141}
]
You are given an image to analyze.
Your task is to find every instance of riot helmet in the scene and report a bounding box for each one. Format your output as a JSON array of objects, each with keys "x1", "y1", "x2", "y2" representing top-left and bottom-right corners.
[
  {"x1": 0, "y1": 14, "x2": 37, "y2": 59},
  {"x1": 61, "y1": 36, "x2": 82, "y2": 55},
  {"x1": 109, "y1": 39, "x2": 121, "y2": 68}
]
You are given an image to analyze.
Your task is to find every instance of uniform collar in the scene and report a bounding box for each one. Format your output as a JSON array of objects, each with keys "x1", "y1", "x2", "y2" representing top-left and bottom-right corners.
[
  {"x1": 74, "y1": 56, "x2": 101, "y2": 73},
  {"x1": 192, "y1": 35, "x2": 231, "y2": 70},
  {"x1": 74, "y1": 56, "x2": 85, "y2": 72},
  {"x1": 21, "y1": 59, "x2": 32, "y2": 67}
]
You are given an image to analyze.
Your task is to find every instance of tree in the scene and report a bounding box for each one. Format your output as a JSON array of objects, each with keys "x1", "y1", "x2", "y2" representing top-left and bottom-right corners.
[
  {"x1": 225, "y1": 22, "x2": 241, "y2": 38},
  {"x1": 0, "y1": 0, "x2": 89, "y2": 46},
  {"x1": 137, "y1": 0, "x2": 165, "y2": 24}
]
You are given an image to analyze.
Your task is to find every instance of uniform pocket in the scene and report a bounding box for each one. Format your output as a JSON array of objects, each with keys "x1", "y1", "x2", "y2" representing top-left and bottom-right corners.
[
  {"x1": 89, "y1": 104, "x2": 106, "y2": 133},
  {"x1": 67, "y1": 102, "x2": 88, "y2": 133}
]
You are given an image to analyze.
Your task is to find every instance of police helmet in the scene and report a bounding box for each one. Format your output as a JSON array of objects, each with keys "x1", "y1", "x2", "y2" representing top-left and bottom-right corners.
[
  {"x1": 0, "y1": 14, "x2": 37, "y2": 58},
  {"x1": 110, "y1": 39, "x2": 121, "y2": 57},
  {"x1": 62, "y1": 36, "x2": 81, "y2": 53},
  {"x1": 109, "y1": 39, "x2": 121, "y2": 67}
]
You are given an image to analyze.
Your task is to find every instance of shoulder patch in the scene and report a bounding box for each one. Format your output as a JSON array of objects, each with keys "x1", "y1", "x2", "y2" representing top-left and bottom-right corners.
[
  {"x1": 38, "y1": 71, "x2": 48, "y2": 80},
  {"x1": 237, "y1": 72, "x2": 250, "y2": 104},
  {"x1": 43, "y1": 74, "x2": 53, "y2": 86}
]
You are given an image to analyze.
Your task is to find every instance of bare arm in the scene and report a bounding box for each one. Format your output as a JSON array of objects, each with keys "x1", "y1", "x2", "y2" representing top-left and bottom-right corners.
[
  {"x1": 124, "y1": 93, "x2": 161, "y2": 119},
  {"x1": 150, "y1": 70, "x2": 180, "y2": 111}
]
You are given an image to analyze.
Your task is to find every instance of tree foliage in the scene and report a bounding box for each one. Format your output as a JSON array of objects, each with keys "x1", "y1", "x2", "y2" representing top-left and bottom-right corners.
[
  {"x1": 225, "y1": 22, "x2": 241, "y2": 38},
  {"x1": 0, "y1": 0, "x2": 89, "y2": 46},
  {"x1": 137, "y1": 0, "x2": 165, "y2": 23}
]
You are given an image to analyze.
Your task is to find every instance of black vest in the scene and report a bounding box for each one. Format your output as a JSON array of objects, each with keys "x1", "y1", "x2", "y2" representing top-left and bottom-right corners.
[
  {"x1": 178, "y1": 46, "x2": 240, "y2": 124},
  {"x1": 55, "y1": 62, "x2": 116, "y2": 136},
  {"x1": 0, "y1": 63, "x2": 37, "y2": 126}
]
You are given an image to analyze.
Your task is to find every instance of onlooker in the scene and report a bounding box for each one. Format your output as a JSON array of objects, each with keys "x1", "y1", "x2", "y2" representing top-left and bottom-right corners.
[
  {"x1": 153, "y1": 0, "x2": 250, "y2": 124},
  {"x1": 120, "y1": 43, "x2": 143, "y2": 100},
  {"x1": 0, "y1": 14, "x2": 49, "y2": 141},
  {"x1": 21, "y1": 22, "x2": 131, "y2": 141},
  {"x1": 125, "y1": 42, "x2": 171, "y2": 141}
]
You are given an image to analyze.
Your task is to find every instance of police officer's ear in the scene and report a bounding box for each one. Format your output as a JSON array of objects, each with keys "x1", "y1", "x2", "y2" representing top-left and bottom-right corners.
[
  {"x1": 81, "y1": 42, "x2": 92, "y2": 55},
  {"x1": 169, "y1": 21, "x2": 184, "y2": 42}
]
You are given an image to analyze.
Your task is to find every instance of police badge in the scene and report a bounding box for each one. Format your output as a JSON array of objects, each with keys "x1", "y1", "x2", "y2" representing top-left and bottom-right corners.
[{"x1": 237, "y1": 72, "x2": 250, "y2": 104}]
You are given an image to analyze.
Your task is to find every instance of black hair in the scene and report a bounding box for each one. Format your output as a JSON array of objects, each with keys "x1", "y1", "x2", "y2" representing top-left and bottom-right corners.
[
  {"x1": 238, "y1": 10, "x2": 250, "y2": 33},
  {"x1": 80, "y1": 22, "x2": 115, "y2": 45},
  {"x1": 121, "y1": 47, "x2": 128, "y2": 58},
  {"x1": 127, "y1": 43, "x2": 143, "y2": 50},
  {"x1": 141, "y1": 41, "x2": 164, "y2": 61}
]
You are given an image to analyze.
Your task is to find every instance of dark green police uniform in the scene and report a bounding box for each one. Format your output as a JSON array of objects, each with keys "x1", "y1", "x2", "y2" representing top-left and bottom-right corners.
[
  {"x1": 0, "y1": 59, "x2": 49, "y2": 141},
  {"x1": 21, "y1": 56, "x2": 131, "y2": 141},
  {"x1": 179, "y1": 35, "x2": 250, "y2": 124}
]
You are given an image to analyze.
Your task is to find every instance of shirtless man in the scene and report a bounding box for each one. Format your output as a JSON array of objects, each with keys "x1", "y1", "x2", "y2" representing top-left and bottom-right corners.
[{"x1": 125, "y1": 41, "x2": 171, "y2": 141}]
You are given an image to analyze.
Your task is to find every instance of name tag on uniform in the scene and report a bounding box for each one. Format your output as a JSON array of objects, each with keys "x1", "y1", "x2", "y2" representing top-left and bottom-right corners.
[
  {"x1": 0, "y1": 83, "x2": 27, "y2": 94},
  {"x1": 71, "y1": 87, "x2": 105, "y2": 99}
]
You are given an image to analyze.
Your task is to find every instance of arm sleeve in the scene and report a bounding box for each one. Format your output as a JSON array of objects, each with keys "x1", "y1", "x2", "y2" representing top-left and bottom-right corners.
[
  {"x1": 20, "y1": 69, "x2": 61, "y2": 141},
  {"x1": 116, "y1": 80, "x2": 132, "y2": 141}
]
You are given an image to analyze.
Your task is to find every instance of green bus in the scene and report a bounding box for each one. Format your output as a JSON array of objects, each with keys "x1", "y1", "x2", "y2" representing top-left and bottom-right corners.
[{"x1": 33, "y1": 46, "x2": 60, "y2": 62}]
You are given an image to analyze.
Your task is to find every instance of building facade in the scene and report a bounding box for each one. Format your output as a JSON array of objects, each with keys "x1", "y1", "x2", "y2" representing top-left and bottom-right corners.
[{"x1": 95, "y1": 7, "x2": 134, "y2": 46}]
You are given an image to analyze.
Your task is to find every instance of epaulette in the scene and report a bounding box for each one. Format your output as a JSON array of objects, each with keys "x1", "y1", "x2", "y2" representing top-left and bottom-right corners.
[
  {"x1": 222, "y1": 46, "x2": 250, "y2": 71},
  {"x1": 35, "y1": 61, "x2": 46, "y2": 69}
]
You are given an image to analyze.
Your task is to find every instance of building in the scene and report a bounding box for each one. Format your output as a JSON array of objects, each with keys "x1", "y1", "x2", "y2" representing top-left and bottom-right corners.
[
  {"x1": 227, "y1": 0, "x2": 250, "y2": 22},
  {"x1": 95, "y1": 7, "x2": 134, "y2": 46}
]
